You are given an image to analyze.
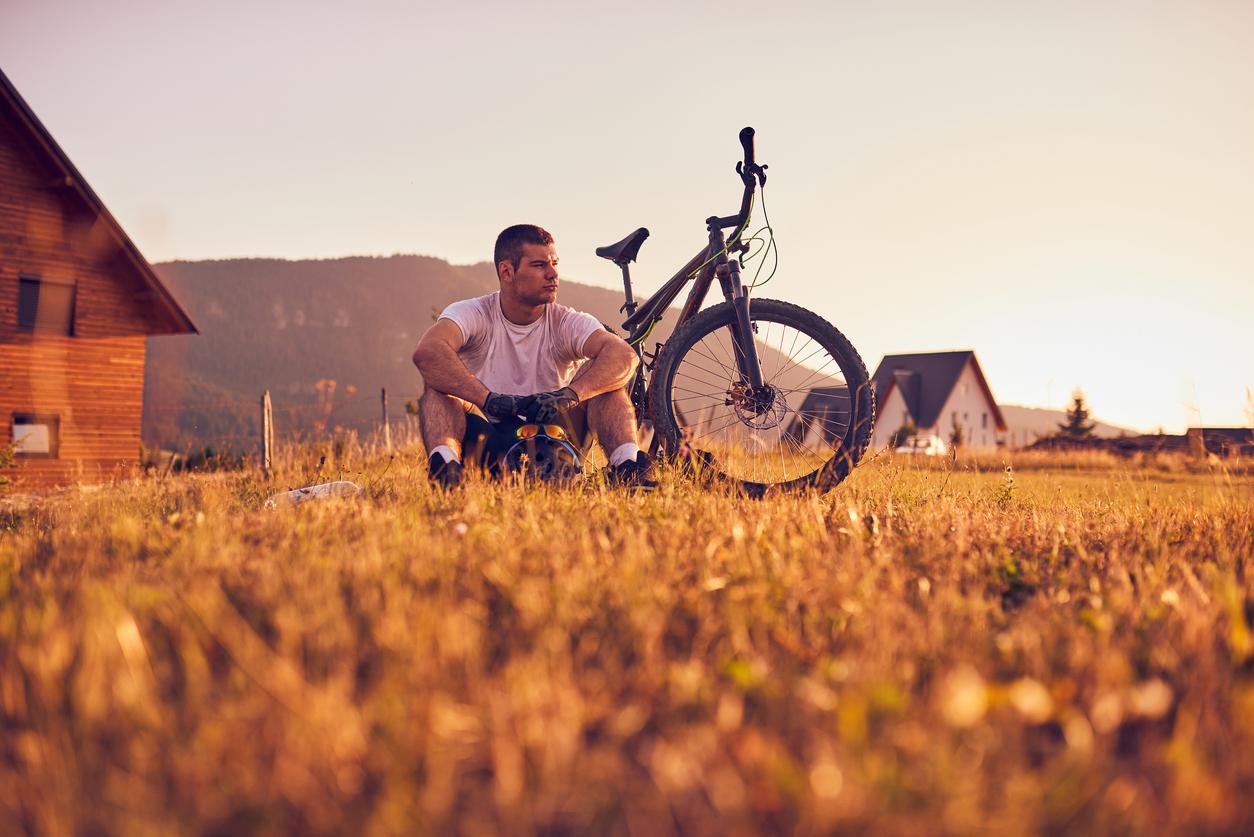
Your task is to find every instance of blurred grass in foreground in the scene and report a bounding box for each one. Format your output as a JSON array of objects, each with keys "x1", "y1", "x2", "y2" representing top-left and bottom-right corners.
[{"x1": 1, "y1": 444, "x2": 1252, "y2": 834}]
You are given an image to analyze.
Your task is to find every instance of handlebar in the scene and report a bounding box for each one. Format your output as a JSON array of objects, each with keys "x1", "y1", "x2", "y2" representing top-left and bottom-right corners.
[
  {"x1": 731, "y1": 127, "x2": 766, "y2": 231},
  {"x1": 739, "y1": 127, "x2": 756, "y2": 169},
  {"x1": 708, "y1": 128, "x2": 768, "y2": 232}
]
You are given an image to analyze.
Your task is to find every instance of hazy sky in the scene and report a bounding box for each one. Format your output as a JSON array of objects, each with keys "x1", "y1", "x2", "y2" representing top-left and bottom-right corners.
[{"x1": 4, "y1": 0, "x2": 1252, "y2": 431}]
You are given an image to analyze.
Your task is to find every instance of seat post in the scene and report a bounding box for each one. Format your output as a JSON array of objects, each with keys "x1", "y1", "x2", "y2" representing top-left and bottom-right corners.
[{"x1": 620, "y1": 263, "x2": 638, "y2": 318}]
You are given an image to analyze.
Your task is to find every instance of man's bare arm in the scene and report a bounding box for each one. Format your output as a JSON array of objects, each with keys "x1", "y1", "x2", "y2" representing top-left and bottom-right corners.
[
  {"x1": 567, "y1": 330, "x2": 639, "y2": 402},
  {"x1": 412, "y1": 319, "x2": 490, "y2": 407}
]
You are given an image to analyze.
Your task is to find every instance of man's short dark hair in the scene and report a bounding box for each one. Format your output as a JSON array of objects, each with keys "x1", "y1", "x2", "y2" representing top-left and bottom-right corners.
[{"x1": 494, "y1": 224, "x2": 554, "y2": 276}]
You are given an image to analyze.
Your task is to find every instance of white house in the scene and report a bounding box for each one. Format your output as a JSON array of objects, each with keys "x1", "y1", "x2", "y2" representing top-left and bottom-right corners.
[{"x1": 868, "y1": 351, "x2": 1006, "y2": 450}]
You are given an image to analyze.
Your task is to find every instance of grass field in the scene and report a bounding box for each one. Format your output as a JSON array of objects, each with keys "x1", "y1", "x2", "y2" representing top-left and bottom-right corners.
[{"x1": 2, "y1": 446, "x2": 1252, "y2": 834}]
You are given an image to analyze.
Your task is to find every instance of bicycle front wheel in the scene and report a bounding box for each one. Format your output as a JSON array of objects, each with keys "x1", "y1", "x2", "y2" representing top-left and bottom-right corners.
[{"x1": 649, "y1": 298, "x2": 875, "y2": 493}]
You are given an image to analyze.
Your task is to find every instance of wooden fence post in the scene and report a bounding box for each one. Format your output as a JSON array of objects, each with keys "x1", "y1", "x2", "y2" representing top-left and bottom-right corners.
[
  {"x1": 381, "y1": 387, "x2": 392, "y2": 452},
  {"x1": 261, "y1": 389, "x2": 274, "y2": 478}
]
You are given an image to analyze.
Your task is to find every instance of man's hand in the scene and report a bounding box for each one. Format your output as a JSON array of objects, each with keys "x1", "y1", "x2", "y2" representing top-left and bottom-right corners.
[
  {"x1": 483, "y1": 392, "x2": 525, "y2": 421},
  {"x1": 521, "y1": 387, "x2": 580, "y2": 423}
]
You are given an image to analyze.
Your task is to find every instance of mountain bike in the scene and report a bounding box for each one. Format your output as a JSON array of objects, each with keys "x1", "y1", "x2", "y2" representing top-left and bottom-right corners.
[{"x1": 597, "y1": 127, "x2": 875, "y2": 495}]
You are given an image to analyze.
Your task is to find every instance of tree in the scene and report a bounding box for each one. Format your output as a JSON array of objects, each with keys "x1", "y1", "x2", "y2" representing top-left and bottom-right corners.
[
  {"x1": 890, "y1": 420, "x2": 917, "y2": 448},
  {"x1": 1057, "y1": 389, "x2": 1096, "y2": 439}
]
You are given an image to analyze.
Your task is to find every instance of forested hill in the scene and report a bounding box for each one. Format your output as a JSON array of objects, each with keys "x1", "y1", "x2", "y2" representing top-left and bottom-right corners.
[{"x1": 143, "y1": 255, "x2": 670, "y2": 450}]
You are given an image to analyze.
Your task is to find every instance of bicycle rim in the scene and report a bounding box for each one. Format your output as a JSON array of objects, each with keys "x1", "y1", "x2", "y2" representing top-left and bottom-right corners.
[{"x1": 653, "y1": 300, "x2": 872, "y2": 490}]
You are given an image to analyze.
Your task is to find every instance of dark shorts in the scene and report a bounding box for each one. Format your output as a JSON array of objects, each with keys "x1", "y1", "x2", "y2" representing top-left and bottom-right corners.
[{"x1": 461, "y1": 406, "x2": 590, "y2": 471}]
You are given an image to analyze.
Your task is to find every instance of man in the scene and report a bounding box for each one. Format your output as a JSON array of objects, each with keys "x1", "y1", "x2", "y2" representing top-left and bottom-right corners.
[{"x1": 412, "y1": 224, "x2": 652, "y2": 487}]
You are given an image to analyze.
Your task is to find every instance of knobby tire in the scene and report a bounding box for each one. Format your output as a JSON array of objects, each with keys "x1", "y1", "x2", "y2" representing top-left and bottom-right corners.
[{"x1": 648, "y1": 299, "x2": 875, "y2": 494}]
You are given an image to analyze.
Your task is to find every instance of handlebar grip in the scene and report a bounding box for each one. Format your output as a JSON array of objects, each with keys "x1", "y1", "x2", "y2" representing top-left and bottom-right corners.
[{"x1": 739, "y1": 126, "x2": 756, "y2": 168}]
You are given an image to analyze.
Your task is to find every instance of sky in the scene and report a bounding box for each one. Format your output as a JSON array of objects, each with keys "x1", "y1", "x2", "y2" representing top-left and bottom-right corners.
[{"x1": 3, "y1": 0, "x2": 1252, "y2": 432}]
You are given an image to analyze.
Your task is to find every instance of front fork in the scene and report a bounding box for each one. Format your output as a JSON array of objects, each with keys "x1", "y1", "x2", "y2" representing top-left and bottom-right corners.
[
  {"x1": 727, "y1": 262, "x2": 765, "y2": 391},
  {"x1": 711, "y1": 228, "x2": 765, "y2": 392}
]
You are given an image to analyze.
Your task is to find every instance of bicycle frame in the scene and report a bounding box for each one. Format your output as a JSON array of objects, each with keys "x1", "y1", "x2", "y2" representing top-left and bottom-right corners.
[{"x1": 617, "y1": 129, "x2": 768, "y2": 427}]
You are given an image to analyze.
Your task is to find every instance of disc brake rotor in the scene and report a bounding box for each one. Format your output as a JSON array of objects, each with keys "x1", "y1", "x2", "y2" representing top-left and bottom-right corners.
[{"x1": 727, "y1": 383, "x2": 789, "y2": 430}]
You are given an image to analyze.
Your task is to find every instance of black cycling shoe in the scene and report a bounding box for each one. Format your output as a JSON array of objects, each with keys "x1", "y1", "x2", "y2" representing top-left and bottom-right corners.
[
  {"x1": 607, "y1": 451, "x2": 657, "y2": 489},
  {"x1": 428, "y1": 453, "x2": 464, "y2": 488}
]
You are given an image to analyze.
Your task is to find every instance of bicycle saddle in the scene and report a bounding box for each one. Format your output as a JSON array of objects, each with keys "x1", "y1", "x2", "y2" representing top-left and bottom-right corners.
[{"x1": 595, "y1": 227, "x2": 650, "y2": 265}]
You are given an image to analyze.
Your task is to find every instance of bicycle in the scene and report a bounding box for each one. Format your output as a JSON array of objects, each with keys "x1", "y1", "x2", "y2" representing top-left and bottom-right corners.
[{"x1": 596, "y1": 127, "x2": 875, "y2": 495}]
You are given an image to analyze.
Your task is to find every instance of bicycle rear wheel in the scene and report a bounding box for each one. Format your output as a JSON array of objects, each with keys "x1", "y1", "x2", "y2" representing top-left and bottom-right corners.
[{"x1": 649, "y1": 298, "x2": 875, "y2": 493}]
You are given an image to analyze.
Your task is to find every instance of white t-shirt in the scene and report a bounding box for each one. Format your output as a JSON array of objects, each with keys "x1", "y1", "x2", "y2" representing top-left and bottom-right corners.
[{"x1": 439, "y1": 292, "x2": 603, "y2": 397}]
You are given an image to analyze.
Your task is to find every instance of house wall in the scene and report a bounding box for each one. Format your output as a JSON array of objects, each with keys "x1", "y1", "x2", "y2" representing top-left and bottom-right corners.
[
  {"x1": 870, "y1": 386, "x2": 909, "y2": 449},
  {"x1": 934, "y1": 360, "x2": 1000, "y2": 449},
  {"x1": 1, "y1": 108, "x2": 156, "y2": 488},
  {"x1": 0, "y1": 335, "x2": 147, "y2": 487}
]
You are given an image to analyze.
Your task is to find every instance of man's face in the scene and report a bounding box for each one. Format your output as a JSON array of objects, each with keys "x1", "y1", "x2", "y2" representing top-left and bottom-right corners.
[{"x1": 501, "y1": 242, "x2": 559, "y2": 306}]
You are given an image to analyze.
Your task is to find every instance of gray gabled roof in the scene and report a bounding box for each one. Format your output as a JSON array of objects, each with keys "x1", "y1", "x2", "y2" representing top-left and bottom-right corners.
[
  {"x1": 0, "y1": 67, "x2": 196, "y2": 335},
  {"x1": 870, "y1": 351, "x2": 1006, "y2": 431}
]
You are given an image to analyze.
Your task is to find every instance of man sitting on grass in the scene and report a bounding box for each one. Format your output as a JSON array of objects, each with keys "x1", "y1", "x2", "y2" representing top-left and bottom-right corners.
[{"x1": 412, "y1": 223, "x2": 652, "y2": 488}]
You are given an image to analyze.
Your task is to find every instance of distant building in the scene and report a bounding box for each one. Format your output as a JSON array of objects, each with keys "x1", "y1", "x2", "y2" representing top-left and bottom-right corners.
[
  {"x1": 868, "y1": 350, "x2": 1007, "y2": 450},
  {"x1": 1030, "y1": 427, "x2": 1253, "y2": 457},
  {"x1": 1187, "y1": 427, "x2": 1254, "y2": 457},
  {"x1": 1, "y1": 69, "x2": 196, "y2": 488}
]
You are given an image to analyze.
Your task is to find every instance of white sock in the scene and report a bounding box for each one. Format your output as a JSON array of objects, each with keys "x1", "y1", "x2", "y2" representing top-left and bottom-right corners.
[
  {"x1": 609, "y1": 443, "x2": 641, "y2": 467},
  {"x1": 430, "y1": 445, "x2": 460, "y2": 464}
]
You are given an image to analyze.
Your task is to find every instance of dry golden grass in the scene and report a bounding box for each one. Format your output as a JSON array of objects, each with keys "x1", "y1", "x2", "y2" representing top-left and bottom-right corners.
[{"x1": 1, "y1": 444, "x2": 1252, "y2": 834}]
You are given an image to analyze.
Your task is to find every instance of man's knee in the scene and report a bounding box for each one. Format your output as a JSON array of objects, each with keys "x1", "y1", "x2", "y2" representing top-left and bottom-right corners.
[
  {"x1": 584, "y1": 386, "x2": 632, "y2": 413},
  {"x1": 421, "y1": 389, "x2": 473, "y2": 413}
]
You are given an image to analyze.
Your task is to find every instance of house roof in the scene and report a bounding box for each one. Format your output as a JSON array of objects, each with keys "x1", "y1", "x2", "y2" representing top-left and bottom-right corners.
[
  {"x1": 0, "y1": 67, "x2": 196, "y2": 335},
  {"x1": 870, "y1": 350, "x2": 1006, "y2": 431}
]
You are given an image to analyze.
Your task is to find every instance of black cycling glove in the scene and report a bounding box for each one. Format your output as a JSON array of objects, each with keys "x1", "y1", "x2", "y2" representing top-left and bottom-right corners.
[
  {"x1": 521, "y1": 387, "x2": 580, "y2": 423},
  {"x1": 483, "y1": 392, "x2": 524, "y2": 421}
]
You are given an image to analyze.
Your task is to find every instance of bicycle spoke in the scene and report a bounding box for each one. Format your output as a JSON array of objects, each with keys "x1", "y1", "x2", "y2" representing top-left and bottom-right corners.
[
  {"x1": 777, "y1": 421, "x2": 787, "y2": 484},
  {"x1": 677, "y1": 341, "x2": 738, "y2": 385},
  {"x1": 690, "y1": 413, "x2": 751, "y2": 444},
  {"x1": 673, "y1": 399, "x2": 733, "y2": 429},
  {"x1": 782, "y1": 322, "x2": 803, "y2": 379},
  {"x1": 690, "y1": 339, "x2": 738, "y2": 381},
  {"x1": 706, "y1": 328, "x2": 742, "y2": 381},
  {"x1": 784, "y1": 404, "x2": 841, "y2": 456},
  {"x1": 782, "y1": 427, "x2": 828, "y2": 471},
  {"x1": 770, "y1": 333, "x2": 817, "y2": 381},
  {"x1": 771, "y1": 338, "x2": 829, "y2": 384},
  {"x1": 670, "y1": 392, "x2": 730, "y2": 403},
  {"x1": 675, "y1": 357, "x2": 735, "y2": 388},
  {"x1": 770, "y1": 320, "x2": 790, "y2": 383},
  {"x1": 670, "y1": 385, "x2": 732, "y2": 400},
  {"x1": 785, "y1": 355, "x2": 844, "y2": 395},
  {"x1": 775, "y1": 387, "x2": 850, "y2": 400}
]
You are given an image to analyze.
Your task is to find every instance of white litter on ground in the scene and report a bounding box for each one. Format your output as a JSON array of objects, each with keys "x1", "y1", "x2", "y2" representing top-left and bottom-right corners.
[{"x1": 265, "y1": 480, "x2": 365, "y2": 508}]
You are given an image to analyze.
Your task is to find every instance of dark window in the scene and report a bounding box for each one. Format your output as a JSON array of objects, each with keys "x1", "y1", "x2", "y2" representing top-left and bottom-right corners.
[
  {"x1": 17, "y1": 276, "x2": 76, "y2": 335},
  {"x1": 982, "y1": 413, "x2": 988, "y2": 428},
  {"x1": 12, "y1": 413, "x2": 60, "y2": 458},
  {"x1": 17, "y1": 279, "x2": 39, "y2": 327}
]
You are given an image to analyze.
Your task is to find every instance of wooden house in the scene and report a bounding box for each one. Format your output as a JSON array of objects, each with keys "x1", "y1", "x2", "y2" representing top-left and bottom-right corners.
[
  {"x1": 868, "y1": 350, "x2": 1007, "y2": 450},
  {"x1": 1, "y1": 68, "x2": 196, "y2": 489}
]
